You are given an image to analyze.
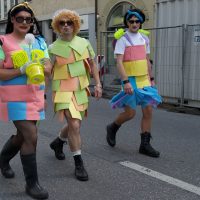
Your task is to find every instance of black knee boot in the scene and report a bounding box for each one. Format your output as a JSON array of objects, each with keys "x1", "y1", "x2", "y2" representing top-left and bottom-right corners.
[
  {"x1": 139, "y1": 132, "x2": 160, "y2": 157},
  {"x1": 74, "y1": 155, "x2": 88, "y2": 181},
  {"x1": 20, "y1": 153, "x2": 48, "y2": 199},
  {"x1": 50, "y1": 137, "x2": 66, "y2": 160},
  {"x1": 106, "y1": 122, "x2": 121, "y2": 147},
  {"x1": 0, "y1": 135, "x2": 20, "y2": 178}
]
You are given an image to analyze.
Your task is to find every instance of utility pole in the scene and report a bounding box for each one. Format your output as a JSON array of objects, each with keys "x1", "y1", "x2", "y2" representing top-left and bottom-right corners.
[{"x1": 95, "y1": 0, "x2": 98, "y2": 38}]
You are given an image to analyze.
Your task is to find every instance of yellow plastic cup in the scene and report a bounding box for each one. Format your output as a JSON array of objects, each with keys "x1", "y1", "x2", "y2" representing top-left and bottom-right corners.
[{"x1": 26, "y1": 63, "x2": 44, "y2": 84}]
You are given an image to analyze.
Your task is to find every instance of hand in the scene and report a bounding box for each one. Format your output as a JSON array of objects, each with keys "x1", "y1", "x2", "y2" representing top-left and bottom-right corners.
[
  {"x1": 19, "y1": 61, "x2": 32, "y2": 74},
  {"x1": 39, "y1": 58, "x2": 48, "y2": 66},
  {"x1": 94, "y1": 84, "x2": 102, "y2": 99},
  {"x1": 40, "y1": 58, "x2": 52, "y2": 76},
  {"x1": 124, "y1": 82, "x2": 133, "y2": 94}
]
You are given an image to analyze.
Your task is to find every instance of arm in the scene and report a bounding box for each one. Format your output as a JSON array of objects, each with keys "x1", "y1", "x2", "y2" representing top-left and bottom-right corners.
[
  {"x1": 116, "y1": 54, "x2": 133, "y2": 94},
  {"x1": 88, "y1": 58, "x2": 102, "y2": 99},
  {"x1": 0, "y1": 61, "x2": 21, "y2": 80},
  {"x1": 146, "y1": 55, "x2": 155, "y2": 86}
]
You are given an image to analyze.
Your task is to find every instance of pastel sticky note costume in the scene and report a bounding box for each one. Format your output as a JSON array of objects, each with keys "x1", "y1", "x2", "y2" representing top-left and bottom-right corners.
[
  {"x1": 0, "y1": 34, "x2": 48, "y2": 121},
  {"x1": 49, "y1": 36, "x2": 94, "y2": 120},
  {"x1": 110, "y1": 32, "x2": 162, "y2": 110}
]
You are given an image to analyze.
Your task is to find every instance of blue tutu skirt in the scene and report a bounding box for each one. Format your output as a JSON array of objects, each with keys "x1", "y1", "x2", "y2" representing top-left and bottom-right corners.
[{"x1": 110, "y1": 77, "x2": 162, "y2": 110}]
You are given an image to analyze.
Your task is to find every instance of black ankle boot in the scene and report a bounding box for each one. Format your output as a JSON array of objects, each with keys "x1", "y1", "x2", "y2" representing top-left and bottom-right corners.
[
  {"x1": 50, "y1": 137, "x2": 66, "y2": 160},
  {"x1": 106, "y1": 122, "x2": 121, "y2": 147},
  {"x1": 0, "y1": 135, "x2": 20, "y2": 178},
  {"x1": 20, "y1": 153, "x2": 48, "y2": 200},
  {"x1": 74, "y1": 155, "x2": 88, "y2": 181},
  {"x1": 139, "y1": 132, "x2": 160, "y2": 158}
]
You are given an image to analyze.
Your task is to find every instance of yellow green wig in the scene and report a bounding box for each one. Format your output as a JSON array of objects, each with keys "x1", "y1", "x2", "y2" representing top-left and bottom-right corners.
[{"x1": 51, "y1": 9, "x2": 81, "y2": 35}]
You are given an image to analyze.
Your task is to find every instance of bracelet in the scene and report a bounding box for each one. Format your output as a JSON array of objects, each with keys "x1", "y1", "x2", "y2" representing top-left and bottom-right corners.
[
  {"x1": 122, "y1": 79, "x2": 130, "y2": 84},
  {"x1": 150, "y1": 77, "x2": 154, "y2": 81},
  {"x1": 94, "y1": 84, "x2": 102, "y2": 88},
  {"x1": 44, "y1": 94, "x2": 47, "y2": 99}
]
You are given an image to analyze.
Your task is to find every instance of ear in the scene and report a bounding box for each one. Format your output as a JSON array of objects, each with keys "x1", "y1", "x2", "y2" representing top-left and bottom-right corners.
[{"x1": 11, "y1": 16, "x2": 15, "y2": 23}]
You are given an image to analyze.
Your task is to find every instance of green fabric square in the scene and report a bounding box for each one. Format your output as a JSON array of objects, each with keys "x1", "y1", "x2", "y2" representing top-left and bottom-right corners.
[
  {"x1": 55, "y1": 103, "x2": 70, "y2": 112},
  {"x1": 69, "y1": 36, "x2": 88, "y2": 55},
  {"x1": 50, "y1": 39, "x2": 71, "y2": 58},
  {"x1": 74, "y1": 90, "x2": 88, "y2": 105},
  {"x1": 52, "y1": 80, "x2": 60, "y2": 91},
  {"x1": 68, "y1": 60, "x2": 86, "y2": 77}
]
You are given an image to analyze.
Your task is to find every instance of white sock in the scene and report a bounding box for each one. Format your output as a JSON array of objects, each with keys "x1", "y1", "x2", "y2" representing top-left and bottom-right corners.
[
  {"x1": 72, "y1": 150, "x2": 81, "y2": 157},
  {"x1": 58, "y1": 132, "x2": 68, "y2": 142}
]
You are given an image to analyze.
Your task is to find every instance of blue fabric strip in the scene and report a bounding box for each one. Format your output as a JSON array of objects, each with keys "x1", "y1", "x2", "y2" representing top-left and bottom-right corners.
[
  {"x1": 7, "y1": 102, "x2": 27, "y2": 120},
  {"x1": 0, "y1": 75, "x2": 27, "y2": 86},
  {"x1": 39, "y1": 110, "x2": 45, "y2": 120}
]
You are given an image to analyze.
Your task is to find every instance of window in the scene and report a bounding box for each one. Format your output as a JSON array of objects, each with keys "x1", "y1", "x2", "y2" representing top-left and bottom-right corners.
[{"x1": 0, "y1": 0, "x2": 17, "y2": 20}]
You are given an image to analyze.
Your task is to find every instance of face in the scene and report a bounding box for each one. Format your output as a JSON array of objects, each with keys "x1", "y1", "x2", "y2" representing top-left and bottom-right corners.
[
  {"x1": 58, "y1": 18, "x2": 74, "y2": 36},
  {"x1": 11, "y1": 11, "x2": 33, "y2": 35},
  {"x1": 127, "y1": 16, "x2": 141, "y2": 33}
]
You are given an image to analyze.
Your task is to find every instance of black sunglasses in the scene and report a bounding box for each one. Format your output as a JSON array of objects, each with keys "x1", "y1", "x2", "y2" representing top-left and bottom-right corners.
[
  {"x1": 15, "y1": 16, "x2": 33, "y2": 24},
  {"x1": 128, "y1": 19, "x2": 140, "y2": 24},
  {"x1": 59, "y1": 20, "x2": 73, "y2": 26}
]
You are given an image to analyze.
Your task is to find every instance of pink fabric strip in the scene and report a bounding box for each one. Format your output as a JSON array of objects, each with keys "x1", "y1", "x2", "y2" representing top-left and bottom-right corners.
[
  {"x1": 0, "y1": 85, "x2": 40, "y2": 102},
  {"x1": 0, "y1": 34, "x2": 23, "y2": 69},
  {"x1": 123, "y1": 45, "x2": 146, "y2": 61},
  {"x1": 0, "y1": 102, "x2": 8, "y2": 121},
  {"x1": 60, "y1": 78, "x2": 79, "y2": 92},
  {"x1": 26, "y1": 91, "x2": 44, "y2": 120}
]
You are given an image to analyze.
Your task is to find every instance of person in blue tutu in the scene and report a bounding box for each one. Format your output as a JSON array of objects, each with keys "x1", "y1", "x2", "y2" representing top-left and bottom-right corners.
[{"x1": 106, "y1": 8, "x2": 162, "y2": 157}]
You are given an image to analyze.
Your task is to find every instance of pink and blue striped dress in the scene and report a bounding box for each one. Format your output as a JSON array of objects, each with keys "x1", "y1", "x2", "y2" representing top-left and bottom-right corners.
[{"x1": 0, "y1": 34, "x2": 49, "y2": 121}]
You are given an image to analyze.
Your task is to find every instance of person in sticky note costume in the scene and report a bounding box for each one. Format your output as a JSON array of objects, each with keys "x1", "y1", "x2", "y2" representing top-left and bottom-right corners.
[
  {"x1": 106, "y1": 8, "x2": 162, "y2": 158},
  {"x1": 49, "y1": 9, "x2": 102, "y2": 182},
  {"x1": 0, "y1": 2, "x2": 51, "y2": 199}
]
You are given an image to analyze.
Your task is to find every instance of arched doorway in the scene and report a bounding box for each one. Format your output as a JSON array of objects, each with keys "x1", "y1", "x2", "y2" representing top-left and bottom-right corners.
[
  {"x1": 107, "y1": 2, "x2": 135, "y2": 31},
  {"x1": 105, "y1": 2, "x2": 135, "y2": 84}
]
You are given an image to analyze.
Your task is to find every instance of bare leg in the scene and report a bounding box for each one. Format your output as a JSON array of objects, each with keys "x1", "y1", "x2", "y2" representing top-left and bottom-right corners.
[
  {"x1": 64, "y1": 110, "x2": 88, "y2": 181},
  {"x1": 13, "y1": 120, "x2": 48, "y2": 199},
  {"x1": 141, "y1": 105, "x2": 152, "y2": 132},
  {"x1": 139, "y1": 106, "x2": 160, "y2": 157},
  {"x1": 106, "y1": 106, "x2": 136, "y2": 147}
]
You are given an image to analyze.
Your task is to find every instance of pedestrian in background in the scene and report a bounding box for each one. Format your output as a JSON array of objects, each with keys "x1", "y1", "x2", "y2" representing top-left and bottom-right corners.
[
  {"x1": 106, "y1": 8, "x2": 162, "y2": 157},
  {"x1": 49, "y1": 9, "x2": 102, "y2": 181},
  {"x1": 0, "y1": 2, "x2": 51, "y2": 199}
]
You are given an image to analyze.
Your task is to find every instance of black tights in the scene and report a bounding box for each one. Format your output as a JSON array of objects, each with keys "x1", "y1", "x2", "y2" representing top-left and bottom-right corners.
[{"x1": 13, "y1": 121, "x2": 38, "y2": 155}]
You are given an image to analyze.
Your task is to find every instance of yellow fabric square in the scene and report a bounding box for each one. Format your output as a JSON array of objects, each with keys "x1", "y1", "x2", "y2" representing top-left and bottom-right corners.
[
  {"x1": 54, "y1": 92, "x2": 73, "y2": 103},
  {"x1": 135, "y1": 75, "x2": 151, "y2": 88},
  {"x1": 78, "y1": 75, "x2": 89, "y2": 89},
  {"x1": 123, "y1": 60, "x2": 148, "y2": 76},
  {"x1": 55, "y1": 103, "x2": 70, "y2": 112},
  {"x1": 53, "y1": 63, "x2": 70, "y2": 80},
  {"x1": 69, "y1": 101, "x2": 82, "y2": 120}
]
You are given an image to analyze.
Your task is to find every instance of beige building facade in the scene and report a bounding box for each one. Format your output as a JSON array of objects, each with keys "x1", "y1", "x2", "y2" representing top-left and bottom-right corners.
[{"x1": 0, "y1": 0, "x2": 156, "y2": 54}]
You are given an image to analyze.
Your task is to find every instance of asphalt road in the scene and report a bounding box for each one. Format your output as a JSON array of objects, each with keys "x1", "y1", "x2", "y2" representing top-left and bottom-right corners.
[{"x1": 0, "y1": 95, "x2": 200, "y2": 200}]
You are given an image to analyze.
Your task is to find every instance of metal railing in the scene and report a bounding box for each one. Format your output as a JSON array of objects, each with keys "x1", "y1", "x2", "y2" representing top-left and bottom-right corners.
[{"x1": 99, "y1": 25, "x2": 200, "y2": 108}]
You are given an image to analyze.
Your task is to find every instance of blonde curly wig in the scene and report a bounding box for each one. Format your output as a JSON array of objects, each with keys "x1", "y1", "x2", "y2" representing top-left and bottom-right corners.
[{"x1": 51, "y1": 9, "x2": 81, "y2": 35}]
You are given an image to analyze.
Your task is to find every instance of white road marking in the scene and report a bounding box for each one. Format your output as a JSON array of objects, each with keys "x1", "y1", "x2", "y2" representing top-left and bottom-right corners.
[{"x1": 120, "y1": 161, "x2": 200, "y2": 196}]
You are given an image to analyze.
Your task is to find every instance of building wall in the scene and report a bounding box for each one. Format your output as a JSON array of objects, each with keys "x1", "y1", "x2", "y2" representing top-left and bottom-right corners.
[
  {"x1": 97, "y1": 0, "x2": 156, "y2": 53},
  {"x1": 98, "y1": 0, "x2": 156, "y2": 31},
  {"x1": 28, "y1": 0, "x2": 94, "y2": 21}
]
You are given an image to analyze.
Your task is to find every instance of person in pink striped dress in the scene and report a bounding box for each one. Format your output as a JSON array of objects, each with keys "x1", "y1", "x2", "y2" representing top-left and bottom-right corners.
[{"x1": 0, "y1": 2, "x2": 51, "y2": 199}]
